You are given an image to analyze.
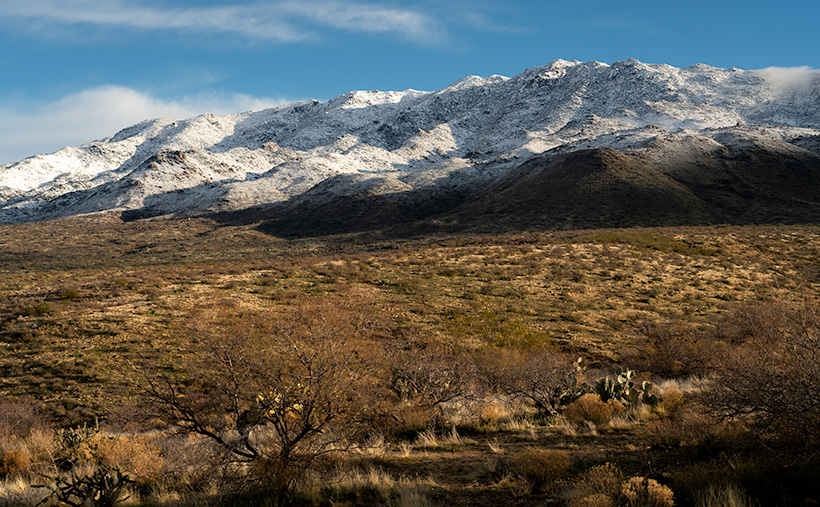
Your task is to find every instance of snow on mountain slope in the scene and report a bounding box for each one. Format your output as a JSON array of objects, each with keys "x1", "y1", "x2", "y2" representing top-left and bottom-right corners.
[{"x1": 2, "y1": 59, "x2": 819, "y2": 224}]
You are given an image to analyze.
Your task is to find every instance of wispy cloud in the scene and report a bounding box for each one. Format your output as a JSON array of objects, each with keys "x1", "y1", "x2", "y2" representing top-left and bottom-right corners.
[
  {"x1": 756, "y1": 66, "x2": 820, "y2": 90},
  {"x1": 0, "y1": 86, "x2": 292, "y2": 164},
  {"x1": 0, "y1": 0, "x2": 445, "y2": 45},
  {"x1": 279, "y1": 1, "x2": 442, "y2": 43}
]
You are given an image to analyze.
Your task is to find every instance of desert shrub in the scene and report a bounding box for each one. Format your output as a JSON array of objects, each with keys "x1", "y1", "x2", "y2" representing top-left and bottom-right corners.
[
  {"x1": 95, "y1": 434, "x2": 167, "y2": 486},
  {"x1": 139, "y1": 302, "x2": 380, "y2": 498},
  {"x1": 703, "y1": 300, "x2": 820, "y2": 445},
  {"x1": 564, "y1": 464, "x2": 674, "y2": 507},
  {"x1": 563, "y1": 394, "x2": 624, "y2": 427},
  {"x1": 388, "y1": 343, "x2": 475, "y2": 416},
  {"x1": 0, "y1": 397, "x2": 51, "y2": 441},
  {"x1": 564, "y1": 462, "x2": 625, "y2": 507},
  {"x1": 17, "y1": 302, "x2": 53, "y2": 317},
  {"x1": 0, "y1": 449, "x2": 30, "y2": 478},
  {"x1": 36, "y1": 467, "x2": 134, "y2": 507},
  {"x1": 572, "y1": 493, "x2": 616, "y2": 507},
  {"x1": 389, "y1": 403, "x2": 434, "y2": 438},
  {"x1": 621, "y1": 476, "x2": 674, "y2": 507},
  {"x1": 511, "y1": 448, "x2": 570, "y2": 494},
  {"x1": 476, "y1": 346, "x2": 582, "y2": 417},
  {"x1": 0, "y1": 431, "x2": 57, "y2": 480},
  {"x1": 638, "y1": 321, "x2": 712, "y2": 377},
  {"x1": 58, "y1": 289, "x2": 80, "y2": 303}
]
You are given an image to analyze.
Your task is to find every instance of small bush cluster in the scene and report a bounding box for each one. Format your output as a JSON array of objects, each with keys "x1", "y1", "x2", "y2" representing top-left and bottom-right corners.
[
  {"x1": 563, "y1": 394, "x2": 624, "y2": 427},
  {"x1": 564, "y1": 463, "x2": 674, "y2": 507},
  {"x1": 512, "y1": 448, "x2": 570, "y2": 494}
]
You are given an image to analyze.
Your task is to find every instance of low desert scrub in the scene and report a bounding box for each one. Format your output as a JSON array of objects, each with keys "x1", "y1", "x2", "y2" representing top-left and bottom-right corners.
[
  {"x1": 511, "y1": 447, "x2": 570, "y2": 494},
  {"x1": 563, "y1": 394, "x2": 625, "y2": 428},
  {"x1": 563, "y1": 463, "x2": 674, "y2": 507},
  {"x1": 563, "y1": 463, "x2": 623, "y2": 506},
  {"x1": 621, "y1": 477, "x2": 674, "y2": 507}
]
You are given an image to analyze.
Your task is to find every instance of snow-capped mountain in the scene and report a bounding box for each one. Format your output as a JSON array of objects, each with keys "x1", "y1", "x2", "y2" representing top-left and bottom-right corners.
[{"x1": 2, "y1": 58, "x2": 820, "y2": 228}]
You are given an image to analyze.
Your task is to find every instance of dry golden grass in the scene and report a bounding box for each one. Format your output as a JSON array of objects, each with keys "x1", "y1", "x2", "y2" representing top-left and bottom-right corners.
[{"x1": 2, "y1": 218, "x2": 820, "y2": 505}]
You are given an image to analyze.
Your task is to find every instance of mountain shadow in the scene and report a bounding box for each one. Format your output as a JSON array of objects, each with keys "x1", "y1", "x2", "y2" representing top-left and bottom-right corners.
[
  {"x1": 442, "y1": 147, "x2": 714, "y2": 232},
  {"x1": 212, "y1": 138, "x2": 820, "y2": 239}
]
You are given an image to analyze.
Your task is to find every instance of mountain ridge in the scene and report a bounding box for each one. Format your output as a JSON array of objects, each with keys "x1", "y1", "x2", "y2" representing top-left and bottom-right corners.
[{"x1": 2, "y1": 58, "x2": 820, "y2": 231}]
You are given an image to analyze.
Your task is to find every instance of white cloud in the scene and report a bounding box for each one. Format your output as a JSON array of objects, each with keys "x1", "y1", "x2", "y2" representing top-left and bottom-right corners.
[
  {"x1": 756, "y1": 66, "x2": 820, "y2": 90},
  {"x1": 278, "y1": 1, "x2": 442, "y2": 43},
  {"x1": 0, "y1": 0, "x2": 444, "y2": 44},
  {"x1": 0, "y1": 86, "x2": 292, "y2": 164}
]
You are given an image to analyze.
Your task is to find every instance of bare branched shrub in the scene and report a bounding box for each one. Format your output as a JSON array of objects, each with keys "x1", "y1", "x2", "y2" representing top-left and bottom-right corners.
[
  {"x1": 704, "y1": 300, "x2": 820, "y2": 444},
  {"x1": 139, "y1": 301, "x2": 380, "y2": 498},
  {"x1": 476, "y1": 346, "x2": 581, "y2": 417},
  {"x1": 387, "y1": 342, "x2": 476, "y2": 432},
  {"x1": 639, "y1": 320, "x2": 713, "y2": 377},
  {"x1": 0, "y1": 397, "x2": 51, "y2": 440}
]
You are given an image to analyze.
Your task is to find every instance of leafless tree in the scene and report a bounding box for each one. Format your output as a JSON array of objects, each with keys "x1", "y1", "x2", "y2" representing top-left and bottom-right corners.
[{"x1": 140, "y1": 303, "x2": 376, "y2": 496}]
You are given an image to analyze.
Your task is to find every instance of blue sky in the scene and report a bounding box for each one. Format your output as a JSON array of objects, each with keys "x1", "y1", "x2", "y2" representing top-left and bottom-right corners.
[{"x1": 1, "y1": 0, "x2": 818, "y2": 164}]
